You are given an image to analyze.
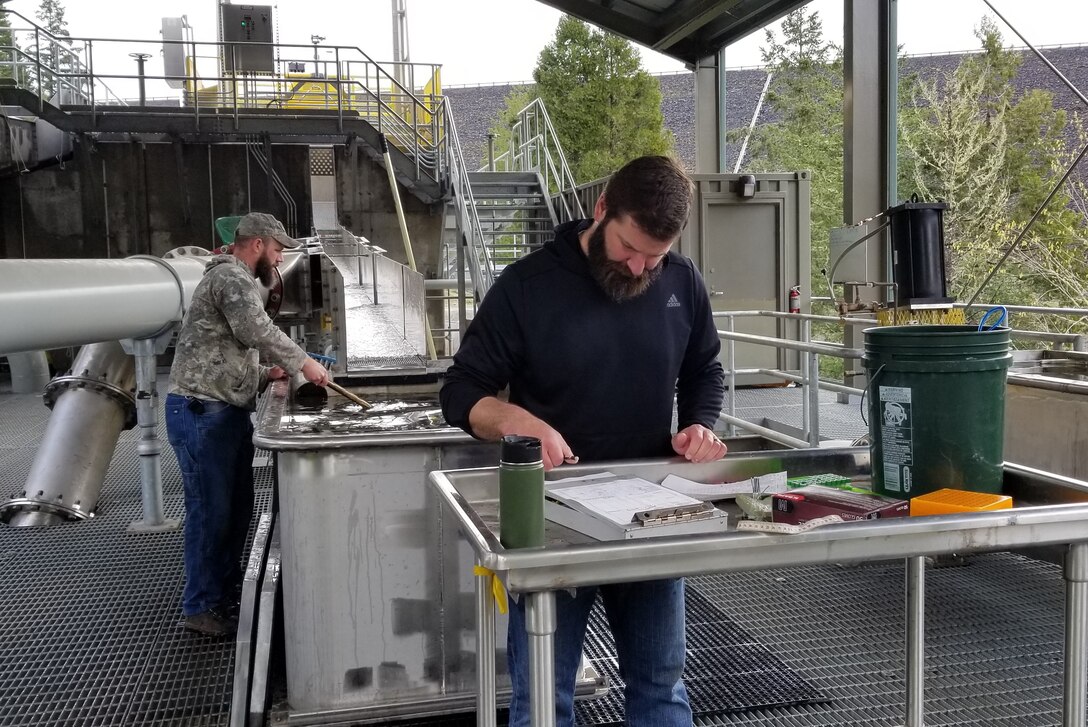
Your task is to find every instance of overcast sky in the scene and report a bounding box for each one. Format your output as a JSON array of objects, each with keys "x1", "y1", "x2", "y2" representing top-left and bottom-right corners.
[{"x1": 3, "y1": 0, "x2": 1087, "y2": 95}]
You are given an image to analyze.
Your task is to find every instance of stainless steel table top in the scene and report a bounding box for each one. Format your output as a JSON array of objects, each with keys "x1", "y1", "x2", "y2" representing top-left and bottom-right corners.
[{"x1": 429, "y1": 448, "x2": 1088, "y2": 592}]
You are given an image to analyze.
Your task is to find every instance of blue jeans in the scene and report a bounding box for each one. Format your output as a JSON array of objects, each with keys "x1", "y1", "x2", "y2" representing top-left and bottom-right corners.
[
  {"x1": 507, "y1": 578, "x2": 691, "y2": 727},
  {"x1": 165, "y1": 393, "x2": 255, "y2": 617}
]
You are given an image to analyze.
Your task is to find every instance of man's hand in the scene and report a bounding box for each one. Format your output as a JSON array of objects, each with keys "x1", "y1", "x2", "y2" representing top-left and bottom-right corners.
[
  {"x1": 672, "y1": 424, "x2": 728, "y2": 463},
  {"x1": 468, "y1": 397, "x2": 576, "y2": 471},
  {"x1": 300, "y1": 357, "x2": 330, "y2": 387},
  {"x1": 267, "y1": 366, "x2": 288, "y2": 381}
]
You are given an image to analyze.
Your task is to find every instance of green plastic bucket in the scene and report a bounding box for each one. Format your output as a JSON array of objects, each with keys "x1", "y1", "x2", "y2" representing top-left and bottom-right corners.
[{"x1": 863, "y1": 325, "x2": 1011, "y2": 498}]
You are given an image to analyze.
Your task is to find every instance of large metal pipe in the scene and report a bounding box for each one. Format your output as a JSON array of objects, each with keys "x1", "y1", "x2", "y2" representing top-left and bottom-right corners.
[
  {"x1": 1, "y1": 341, "x2": 136, "y2": 527},
  {"x1": 0, "y1": 255, "x2": 206, "y2": 356}
]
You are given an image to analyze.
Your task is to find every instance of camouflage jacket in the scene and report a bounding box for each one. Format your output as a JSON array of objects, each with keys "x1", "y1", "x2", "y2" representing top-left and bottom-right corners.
[{"x1": 168, "y1": 255, "x2": 308, "y2": 410}]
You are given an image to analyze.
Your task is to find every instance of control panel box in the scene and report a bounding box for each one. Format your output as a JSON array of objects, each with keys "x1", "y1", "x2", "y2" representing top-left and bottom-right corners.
[{"x1": 221, "y1": 4, "x2": 274, "y2": 73}]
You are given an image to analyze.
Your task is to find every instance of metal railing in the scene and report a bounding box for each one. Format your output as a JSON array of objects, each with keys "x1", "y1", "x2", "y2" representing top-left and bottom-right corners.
[
  {"x1": 0, "y1": 14, "x2": 447, "y2": 183},
  {"x1": 442, "y1": 96, "x2": 494, "y2": 302},
  {"x1": 714, "y1": 306, "x2": 1088, "y2": 449},
  {"x1": 484, "y1": 98, "x2": 584, "y2": 223}
]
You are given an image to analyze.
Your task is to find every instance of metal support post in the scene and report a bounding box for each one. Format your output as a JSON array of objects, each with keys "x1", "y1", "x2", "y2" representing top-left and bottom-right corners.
[
  {"x1": 525, "y1": 590, "x2": 557, "y2": 727},
  {"x1": 1062, "y1": 541, "x2": 1088, "y2": 726},
  {"x1": 487, "y1": 133, "x2": 496, "y2": 172},
  {"x1": 122, "y1": 333, "x2": 181, "y2": 533},
  {"x1": 904, "y1": 555, "x2": 926, "y2": 727},
  {"x1": 475, "y1": 561, "x2": 497, "y2": 727},
  {"x1": 129, "y1": 52, "x2": 151, "y2": 106},
  {"x1": 726, "y1": 315, "x2": 736, "y2": 437}
]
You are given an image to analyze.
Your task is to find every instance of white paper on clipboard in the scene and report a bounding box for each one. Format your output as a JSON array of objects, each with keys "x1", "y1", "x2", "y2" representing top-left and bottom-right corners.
[{"x1": 659, "y1": 471, "x2": 788, "y2": 501}]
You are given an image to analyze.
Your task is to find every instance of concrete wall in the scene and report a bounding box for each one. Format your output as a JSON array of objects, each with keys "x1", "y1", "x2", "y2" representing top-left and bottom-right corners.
[
  {"x1": 335, "y1": 145, "x2": 443, "y2": 279},
  {"x1": 0, "y1": 140, "x2": 445, "y2": 278},
  {"x1": 0, "y1": 140, "x2": 313, "y2": 259}
]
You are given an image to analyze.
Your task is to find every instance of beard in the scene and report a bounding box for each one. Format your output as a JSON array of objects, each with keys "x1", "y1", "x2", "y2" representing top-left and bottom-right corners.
[
  {"x1": 586, "y1": 222, "x2": 662, "y2": 303},
  {"x1": 254, "y1": 255, "x2": 275, "y2": 287}
]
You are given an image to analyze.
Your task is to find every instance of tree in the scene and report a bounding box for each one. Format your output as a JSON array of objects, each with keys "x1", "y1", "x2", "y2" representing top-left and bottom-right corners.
[
  {"x1": 530, "y1": 16, "x2": 672, "y2": 182},
  {"x1": 898, "y1": 18, "x2": 1083, "y2": 316},
  {"x1": 741, "y1": 8, "x2": 843, "y2": 302},
  {"x1": 0, "y1": 9, "x2": 14, "y2": 81},
  {"x1": 483, "y1": 85, "x2": 536, "y2": 170},
  {"x1": 32, "y1": 0, "x2": 71, "y2": 100}
]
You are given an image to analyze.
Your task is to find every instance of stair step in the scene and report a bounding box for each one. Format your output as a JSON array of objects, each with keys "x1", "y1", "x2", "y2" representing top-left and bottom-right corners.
[{"x1": 469, "y1": 171, "x2": 540, "y2": 184}]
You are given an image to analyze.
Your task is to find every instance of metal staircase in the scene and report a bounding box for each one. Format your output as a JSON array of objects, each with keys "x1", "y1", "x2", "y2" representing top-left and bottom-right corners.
[
  {"x1": 467, "y1": 170, "x2": 558, "y2": 278},
  {"x1": 442, "y1": 97, "x2": 581, "y2": 311}
]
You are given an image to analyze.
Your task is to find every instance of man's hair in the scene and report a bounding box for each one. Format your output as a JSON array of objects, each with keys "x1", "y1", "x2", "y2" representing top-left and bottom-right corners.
[{"x1": 602, "y1": 155, "x2": 694, "y2": 241}]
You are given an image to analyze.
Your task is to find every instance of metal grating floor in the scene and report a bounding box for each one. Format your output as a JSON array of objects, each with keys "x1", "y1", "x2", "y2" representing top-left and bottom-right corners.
[
  {"x1": 0, "y1": 379, "x2": 1084, "y2": 726},
  {"x1": 0, "y1": 381, "x2": 273, "y2": 727}
]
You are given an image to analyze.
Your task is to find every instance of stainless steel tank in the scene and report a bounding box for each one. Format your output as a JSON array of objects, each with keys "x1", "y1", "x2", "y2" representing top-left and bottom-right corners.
[
  {"x1": 1005, "y1": 349, "x2": 1088, "y2": 480},
  {"x1": 254, "y1": 371, "x2": 505, "y2": 720}
]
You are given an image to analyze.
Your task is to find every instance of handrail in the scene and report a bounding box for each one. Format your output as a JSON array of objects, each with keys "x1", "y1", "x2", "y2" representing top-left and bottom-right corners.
[
  {"x1": 712, "y1": 305, "x2": 1088, "y2": 449},
  {"x1": 0, "y1": 15, "x2": 446, "y2": 180},
  {"x1": 442, "y1": 97, "x2": 495, "y2": 299},
  {"x1": 479, "y1": 98, "x2": 584, "y2": 222}
]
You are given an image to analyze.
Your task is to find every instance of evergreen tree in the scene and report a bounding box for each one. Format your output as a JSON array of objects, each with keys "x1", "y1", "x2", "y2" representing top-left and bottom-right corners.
[
  {"x1": 0, "y1": 9, "x2": 14, "y2": 81},
  {"x1": 530, "y1": 16, "x2": 672, "y2": 182},
  {"x1": 32, "y1": 0, "x2": 71, "y2": 100},
  {"x1": 741, "y1": 8, "x2": 843, "y2": 302},
  {"x1": 899, "y1": 18, "x2": 1081, "y2": 313}
]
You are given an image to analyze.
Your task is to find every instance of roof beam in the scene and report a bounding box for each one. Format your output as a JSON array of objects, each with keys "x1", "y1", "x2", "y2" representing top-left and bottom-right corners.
[{"x1": 652, "y1": 0, "x2": 744, "y2": 52}]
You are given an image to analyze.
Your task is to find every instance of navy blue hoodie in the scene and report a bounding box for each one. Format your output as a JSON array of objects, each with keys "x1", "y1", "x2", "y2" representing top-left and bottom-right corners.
[{"x1": 440, "y1": 219, "x2": 725, "y2": 461}]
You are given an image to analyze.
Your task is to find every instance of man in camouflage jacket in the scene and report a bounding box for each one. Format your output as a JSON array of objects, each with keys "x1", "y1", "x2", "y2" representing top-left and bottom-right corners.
[{"x1": 166, "y1": 212, "x2": 329, "y2": 636}]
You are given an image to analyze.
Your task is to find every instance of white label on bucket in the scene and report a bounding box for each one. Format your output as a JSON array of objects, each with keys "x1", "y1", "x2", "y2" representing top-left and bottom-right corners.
[{"x1": 879, "y1": 386, "x2": 913, "y2": 493}]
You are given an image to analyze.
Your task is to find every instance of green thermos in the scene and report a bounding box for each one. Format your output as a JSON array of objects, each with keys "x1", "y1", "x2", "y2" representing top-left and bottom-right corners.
[{"x1": 499, "y1": 435, "x2": 545, "y2": 549}]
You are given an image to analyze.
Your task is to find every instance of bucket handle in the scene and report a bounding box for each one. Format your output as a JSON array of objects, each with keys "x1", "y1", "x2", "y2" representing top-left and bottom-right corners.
[
  {"x1": 978, "y1": 305, "x2": 1008, "y2": 331},
  {"x1": 859, "y1": 364, "x2": 886, "y2": 427}
]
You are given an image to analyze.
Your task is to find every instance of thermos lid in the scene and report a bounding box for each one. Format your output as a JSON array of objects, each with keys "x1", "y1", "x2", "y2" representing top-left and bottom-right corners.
[{"x1": 501, "y1": 435, "x2": 542, "y2": 464}]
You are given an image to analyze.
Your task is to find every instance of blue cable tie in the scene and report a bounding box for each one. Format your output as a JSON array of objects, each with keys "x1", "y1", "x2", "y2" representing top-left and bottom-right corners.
[{"x1": 977, "y1": 306, "x2": 1008, "y2": 332}]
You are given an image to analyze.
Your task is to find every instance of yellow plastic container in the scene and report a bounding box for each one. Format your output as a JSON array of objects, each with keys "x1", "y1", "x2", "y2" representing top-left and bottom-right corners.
[{"x1": 909, "y1": 488, "x2": 1012, "y2": 516}]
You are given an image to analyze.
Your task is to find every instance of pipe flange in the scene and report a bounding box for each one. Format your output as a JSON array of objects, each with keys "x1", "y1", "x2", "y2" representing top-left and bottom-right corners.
[
  {"x1": 163, "y1": 246, "x2": 212, "y2": 260},
  {"x1": 0, "y1": 497, "x2": 95, "y2": 524},
  {"x1": 43, "y1": 375, "x2": 138, "y2": 429}
]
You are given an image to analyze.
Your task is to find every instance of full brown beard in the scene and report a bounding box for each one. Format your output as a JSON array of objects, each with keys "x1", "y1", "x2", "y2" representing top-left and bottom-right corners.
[
  {"x1": 587, "y1": 222, "x2": 662, "y2": 303},
  {"x1": 255, "y1": 256, "x2": 275, "y2": 287}
]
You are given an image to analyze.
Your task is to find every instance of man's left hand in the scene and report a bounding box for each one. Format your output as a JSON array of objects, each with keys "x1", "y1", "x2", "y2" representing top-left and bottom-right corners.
[
  {"x1": 671, "y1": 424, "x2": 728, "y2": 463},
  {"x1": 267, "y1": 366, "x2": 288, "y2": 381}
]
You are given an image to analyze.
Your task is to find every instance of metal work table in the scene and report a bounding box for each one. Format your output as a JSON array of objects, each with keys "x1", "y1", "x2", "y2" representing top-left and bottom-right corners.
[{"x1": 428, "y1": 447, "x2": 1088, "y2": 727}]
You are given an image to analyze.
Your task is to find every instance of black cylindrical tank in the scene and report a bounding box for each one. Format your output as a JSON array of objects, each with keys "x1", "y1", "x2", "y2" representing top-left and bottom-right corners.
[{"x1": 887, "y1": 198, "x2": 950, "y2": 306}]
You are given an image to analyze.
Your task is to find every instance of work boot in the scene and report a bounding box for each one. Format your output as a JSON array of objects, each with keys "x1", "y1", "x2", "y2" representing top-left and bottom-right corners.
[{"x1": 182, "y1": 608, "x2": 237, "y2": 637}]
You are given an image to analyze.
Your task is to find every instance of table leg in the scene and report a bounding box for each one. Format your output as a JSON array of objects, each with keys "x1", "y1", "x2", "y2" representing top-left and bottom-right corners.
[
  {"x1": 525, "y1": 590, "x2": 557, "y2": 727},
  {"x1": 1063, "y1": 542, "x2": 1088, "y2": 727},
  {"x1": 904, "y1": 555, "x2": 925, "y2": 727},
  {"x1": 476, "y1": 561, "x2": 497, "y2": 727}
]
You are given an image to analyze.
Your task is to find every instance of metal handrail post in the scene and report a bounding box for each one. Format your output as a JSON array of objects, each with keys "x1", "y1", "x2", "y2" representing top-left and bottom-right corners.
[
  {"x1": 1063, "y1": 541, "x2": 1088, "y2": 727},
  {"x1": 804, "y1": 319, "x2": 820, "y2": 446},
  {"x1": 801, "y1": 318, "x2": 811, "y2": 442},
  {"x1": 904, "y1": 555, "x2": 926, "y2": 727},
  {"x1": 335, "y1": 47, "x2": 343, "y2": 131},
  {"x1": 87, "y1": 39, "x2": 96, "y2": 126},
  {"x1": 726, "y1": 314, "x2": 736, "y2": 436}
]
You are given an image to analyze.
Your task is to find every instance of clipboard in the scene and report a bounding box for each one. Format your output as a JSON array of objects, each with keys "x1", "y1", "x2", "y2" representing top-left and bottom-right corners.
[{"x1": 544, "y1": 475, "x2": 729, "y2": 541}]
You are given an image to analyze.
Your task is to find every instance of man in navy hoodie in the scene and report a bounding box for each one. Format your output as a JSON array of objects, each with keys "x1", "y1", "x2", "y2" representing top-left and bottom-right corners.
[{"x1": 441, "y1": 155, "x2": 726, "y2": 726}]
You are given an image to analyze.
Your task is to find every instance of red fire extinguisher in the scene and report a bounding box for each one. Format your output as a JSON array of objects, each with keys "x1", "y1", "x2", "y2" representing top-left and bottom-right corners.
[{"x1": 789, "y1": 285, "x2": 801, "y2": 314}]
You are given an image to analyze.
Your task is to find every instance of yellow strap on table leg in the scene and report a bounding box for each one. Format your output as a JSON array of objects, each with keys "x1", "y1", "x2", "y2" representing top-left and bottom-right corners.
[{"x1": 473, "y1": 565, "x2": 509, "y2": 615}]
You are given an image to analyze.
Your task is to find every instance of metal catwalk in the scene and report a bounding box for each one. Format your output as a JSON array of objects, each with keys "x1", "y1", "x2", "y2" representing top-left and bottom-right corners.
[{"x1": 0, "y1": 382, "x2": 1077, "y2": 726}]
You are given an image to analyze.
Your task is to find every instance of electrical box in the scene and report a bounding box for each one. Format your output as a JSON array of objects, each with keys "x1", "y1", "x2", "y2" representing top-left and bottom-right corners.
[
  {"x1": 828, "y1": 222, "x2": 877, "y2": 284},
  {"x1": 221, "y1": 4, "x2": 274, "y2": 74}
]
